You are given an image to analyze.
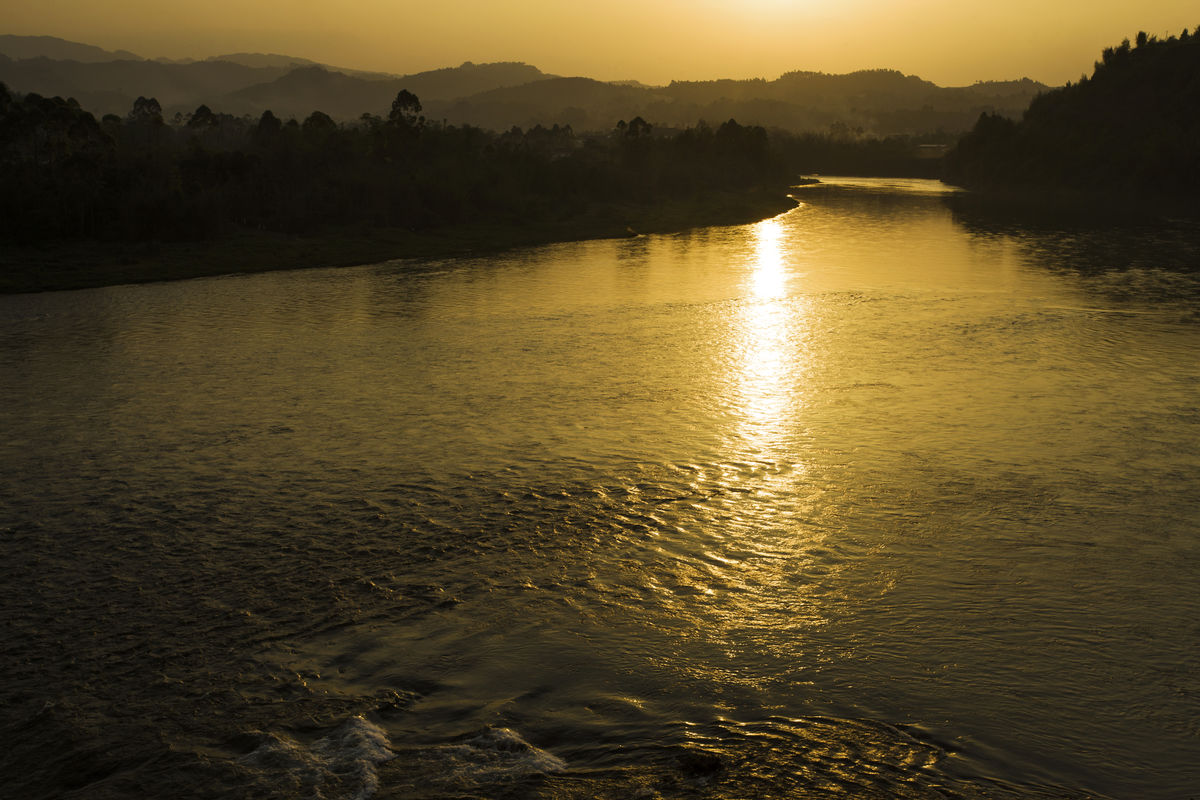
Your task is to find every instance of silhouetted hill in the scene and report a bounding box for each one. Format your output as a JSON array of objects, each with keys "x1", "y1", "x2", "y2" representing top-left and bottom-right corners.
[
  {"x1": 223, "y1": 66, "x2": 395, "y2": 119},
  {"x1": 0, "y1": 56, "x2": 293, "y2": 117},
  {"x1": 223, "y1": 62, "x2": 556, "y2": 121},
  {"x1": 398, "y1": 61, "x2": 553, "y2": 101},
  {"x1": 946, "y1": 28, "x2": 1200, "y2": 208},
  {"x1": 433, "y1": 77, "x2": 646, "y2": 131},
  {"x1": 434, "y1": 69, "x2": 1046, "y2": 134},
  {"x1": 0, "y1": 34, "x2": 1046, "y2": 133},
  {"x1": 206, "y1": 52, "x2": 322, "y2": 70},
  {"x1": 0, "y1": 34, "x2": 141, "y2": 62},
  {"x1": 0, "y1": 47, "x2": 557, "y2": 121},
  {"x1": 654, "y1": 70, "x2": 1046, "y2": 133},
  {"x1": 667, "y1": 69, "x2": 939, "y2": 110},
  {"x1": 205, "y1": 53, "x2": 399, "y2": 80}
]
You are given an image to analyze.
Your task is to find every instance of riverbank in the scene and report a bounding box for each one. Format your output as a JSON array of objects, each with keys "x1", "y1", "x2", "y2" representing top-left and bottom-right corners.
[{"x1": 0, "y1": 187, "x2": 800, "y2": 294}]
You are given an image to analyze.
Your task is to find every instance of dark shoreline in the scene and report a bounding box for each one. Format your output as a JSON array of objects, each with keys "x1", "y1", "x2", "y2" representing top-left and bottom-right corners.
[{"x1": 0, "y1": 189, "x2": 799, "y2": 295}]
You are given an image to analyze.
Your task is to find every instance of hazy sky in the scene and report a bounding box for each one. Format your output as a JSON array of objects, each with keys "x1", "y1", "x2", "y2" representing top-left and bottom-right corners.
[{"x1": 8, "y1": 0, "x2": 1198, "y2": 85}]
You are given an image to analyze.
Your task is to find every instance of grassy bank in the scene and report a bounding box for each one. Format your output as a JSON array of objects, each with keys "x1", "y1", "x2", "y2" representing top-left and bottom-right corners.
[{"x1": 0, "y1": 188, "x2": 798, "y2": 294}]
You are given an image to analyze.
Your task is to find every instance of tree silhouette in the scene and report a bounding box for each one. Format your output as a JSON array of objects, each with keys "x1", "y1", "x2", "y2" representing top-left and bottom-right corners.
[
  {"x1": 126, "y1": 96, "x2": 162, "y2": 126},
  {"x1": 389, "y1": 90, "x2": 423, "y2": 128},
  {"x1": 253, "y1": 109, "x2": 282, "y2": 144},
  {"x1": 625, "y1": 116, "x2": 652, "y2": 138},
  {"x1": 187, "y1": 104, "x2": 216, "y2": 129}
]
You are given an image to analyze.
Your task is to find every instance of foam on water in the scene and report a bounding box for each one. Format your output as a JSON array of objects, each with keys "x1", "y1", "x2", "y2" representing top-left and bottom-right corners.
[
  {"x1": 323, "y1": 725, "x2": 568, "y2": 797},
  {"x1": 440, "y1": 726, "x2": 568, "y2": 779},
  {"x1": 240, "y1": 716, "x2": 394, "y2": 800}
]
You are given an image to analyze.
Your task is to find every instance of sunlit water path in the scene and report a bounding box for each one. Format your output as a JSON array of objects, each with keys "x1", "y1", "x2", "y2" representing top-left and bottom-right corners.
[{"x1": 2, "y1": 178, "x2": 1198, "y2": 799}]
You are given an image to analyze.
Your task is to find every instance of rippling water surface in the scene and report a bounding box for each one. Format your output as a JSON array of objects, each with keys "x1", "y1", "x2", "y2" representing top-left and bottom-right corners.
[{"x1": 2, "y1": 178, "x2": 1198, "y2": 799}]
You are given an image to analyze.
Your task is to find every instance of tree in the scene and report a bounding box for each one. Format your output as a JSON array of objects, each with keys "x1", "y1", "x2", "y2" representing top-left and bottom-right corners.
[
  {"x1": 302, "y1": 111, "x2": 336, "y2": 134},
  {"x1": 252, "y1": 109, "x2": 282, "y2": 148},
  {"x1": 388, "y1": 90, "x2": 423, "y2": 128},
  {"x1": 188, "y1": 104, "x2": 217, "y2": 128},
  {"x1": 625, "y1": 116, "x2": 652, "y2": 138},
  {"x1": 127, "y1": 96, "x2": 162, "y2": 126}
]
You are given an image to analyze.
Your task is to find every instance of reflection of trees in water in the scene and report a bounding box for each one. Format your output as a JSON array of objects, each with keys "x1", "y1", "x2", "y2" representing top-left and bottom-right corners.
[
  {"x1": 945, "y1": 191, "x2": 1200, "y2": 303},
  {"x1": 796, "y1": 182, "x2": 952, "y2": 225}
]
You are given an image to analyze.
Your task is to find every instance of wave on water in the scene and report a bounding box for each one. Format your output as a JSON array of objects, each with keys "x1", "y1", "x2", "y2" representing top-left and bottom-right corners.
[
  {"x1": 238, "y1": 719, "x2": 565, "y2": 799},
  {"x1": 381, "y1": 726, "x2": 567, "y2": 796},
  {"x1": 240, "y1": 715, "x2": 394, "y2": 800},
  {"x1": 435, "y1": 727, "x2": 568, "y2": 780}
]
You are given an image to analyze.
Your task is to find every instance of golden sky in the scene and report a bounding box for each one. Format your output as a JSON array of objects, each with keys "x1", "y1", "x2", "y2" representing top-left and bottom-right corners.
[{"x1": 8, "y1": 0, "x2": 1198, "y2": 85}]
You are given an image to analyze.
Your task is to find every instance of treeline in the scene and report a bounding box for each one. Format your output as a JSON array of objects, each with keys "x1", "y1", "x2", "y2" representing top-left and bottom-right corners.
[
  {"x1": 0, "y1": 83, "x2": 946, "y2": 245},
  {"x1": 945, "y1": 27, "x2": 1200, "y2": 207}
]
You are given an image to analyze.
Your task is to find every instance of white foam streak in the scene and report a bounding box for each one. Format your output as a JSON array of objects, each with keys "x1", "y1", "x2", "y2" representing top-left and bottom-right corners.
[
  {"x1": 444, "y1": 727, "x2": 568, "y2": 779},
  {"x1": 241, "y1": 716, "x2": 395, "y2": 800}
]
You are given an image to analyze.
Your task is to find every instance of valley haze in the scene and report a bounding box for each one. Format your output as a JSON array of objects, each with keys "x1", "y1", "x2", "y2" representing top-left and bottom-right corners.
[{"x1": 0, "y1": 34, "x2": 1047, "y2": 136}]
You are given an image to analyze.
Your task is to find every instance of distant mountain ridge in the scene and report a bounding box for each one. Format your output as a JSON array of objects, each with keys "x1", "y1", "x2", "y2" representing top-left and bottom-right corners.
[
  {"x1": 221, "y1": 62, "x2": 559, "y2": 120},
  {"x1": 0, "y1": 41, "x2": 559, "y2": 121},
  {"x1": 202, "y1": 53, "x2": 402, "y2": 81},
  {"x1": 433, "y1": 70, "x2": 1050, "y2": 135},
  {"x1": 0, "y1": 33, "x2": 1050, "y2": 134},
  {"x1": 203, "y1": 52, "x2": 323, "y2": 69},
  {"x1": 224, "y1": 66, "x2": 398, "y2": 120},
  {"x1": 0, "y1": 34, "x2": 141, "y2": 62},
  {"x1": 0, "y1": 56, "x2": 297, "y2": 116}
]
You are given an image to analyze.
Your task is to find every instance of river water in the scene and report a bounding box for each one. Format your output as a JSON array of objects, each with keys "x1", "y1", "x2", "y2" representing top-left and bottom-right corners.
[{"x1": 2, "y1": 178, "x2": 1198, "y2": 799}]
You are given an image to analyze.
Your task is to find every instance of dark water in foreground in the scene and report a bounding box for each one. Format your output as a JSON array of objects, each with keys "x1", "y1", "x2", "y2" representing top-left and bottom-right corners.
[{"x1": 2, "y1": 178, "x2": 1199, "y2": 800}]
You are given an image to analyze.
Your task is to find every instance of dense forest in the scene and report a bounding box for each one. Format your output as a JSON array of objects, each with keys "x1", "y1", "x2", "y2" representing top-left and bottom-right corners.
[
  {"x1": 945, "y1": 27, "x2": 1200, "y2": 208},
  {"x1": 0, "y1": 83, "x2": 941, "y2": 249}
]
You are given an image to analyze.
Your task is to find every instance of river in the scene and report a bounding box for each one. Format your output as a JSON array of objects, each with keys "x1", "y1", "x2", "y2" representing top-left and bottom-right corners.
[{"x1": 1, "y1": 178, "x2": 1198, "y2": 799}]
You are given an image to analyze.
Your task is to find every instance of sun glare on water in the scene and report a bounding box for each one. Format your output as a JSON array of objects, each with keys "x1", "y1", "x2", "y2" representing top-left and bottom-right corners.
[{"x1": 731, "y1": 215, "x2": 810, "y2": 458}]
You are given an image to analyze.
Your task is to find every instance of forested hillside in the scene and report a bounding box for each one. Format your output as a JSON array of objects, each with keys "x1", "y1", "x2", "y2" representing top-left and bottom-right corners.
[{"x1": 945, "y1": 27, "x2": 1200, "y2": 207}]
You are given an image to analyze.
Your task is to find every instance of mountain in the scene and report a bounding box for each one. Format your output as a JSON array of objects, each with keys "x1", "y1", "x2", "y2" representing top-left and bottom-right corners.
[
  {"x1": 0, "y1": 56, "x2": 294, "y2": 117},
  {"x1": 0, "y1": 34, "x2": 141, "y2": 62},
  {"x1": 222, "y1": 62, "x2": 557, "y2": 120},
  {"x1": 205, "y1": 52, "x2": 324, "y2": 70},
  {"x1": 396, "y1": 61, "x2": 553, "y2": 102},
  {"x1": 646, "y1": 70, "x2": 1047, "y2": 134},
  {"x1": 0, "y1": 43, "x2": 557, "y2": 120},
  {"x1": 204, "y1": 52, "x2": 398, "y2": 81},
  {"x1": 0, "y1": 34, "x2": 1047, "y2": 134},
  {"x1": 432, "y1": 77, "x2": 648, "y2": 131},
  {"x1": 427, "y1": 69, "x2": 1047, "y2": 134},
  {"x1": 223, "y1": 66, "x2": 396, "y2": 119}
]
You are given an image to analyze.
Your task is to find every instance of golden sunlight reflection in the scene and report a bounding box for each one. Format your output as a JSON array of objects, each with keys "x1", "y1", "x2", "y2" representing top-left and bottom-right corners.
[
  {"x1": 731, "y1": 216, "x2": 809, "y2": 457},
  {"x1": 678, "y1": 214, "x2": 830, "y2": 658},
  {"x1": 750, "y1": 216, "x2": 788, "y2": 301}
]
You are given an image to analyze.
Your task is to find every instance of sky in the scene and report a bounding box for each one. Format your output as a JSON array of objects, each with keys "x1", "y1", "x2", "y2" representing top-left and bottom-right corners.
[{"x1": 7, "y1": 0, "x2": 1198, "y2": 86}]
